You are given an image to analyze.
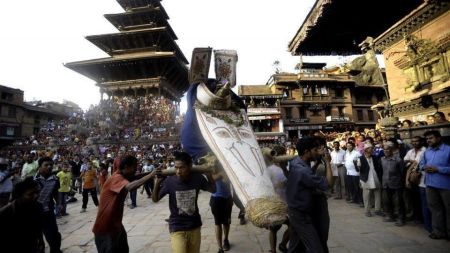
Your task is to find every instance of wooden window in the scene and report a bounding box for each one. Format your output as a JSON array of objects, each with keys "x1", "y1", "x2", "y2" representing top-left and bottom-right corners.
[
  {"x1": 34, "y1": 115, "x2": 41, "y2": 125},
  {"x1": 335, "y1": 88, "x2": 344, "y2": 98},
  {"x1": 1, "y1": 92, "x2": 13, "y2": 101},
  {"x1": 325, "y1": 107, "x2": 332, "y2": 116},
  {"x1": 368, "y1": 110, "x2": 374, "y2": 121},
  {"x1": 8, "y1": 106, "x2": 16, "y2": 118},
  {"x1": 338, "y1": 106, "x2": 345, "y2": 116},
  {"x1": 311, "y1": 110, "x2": 321, "y2": 116},
  {"x1": 312, "y1": 85, "x2": 319, "y2": 95},
  {"x1": 357, "y1": 110, "x2": 364, "y2": 121},
  {"x1": 299, "y1": 107, "x2": 307, "y2": 118},
  {"x1": 303, "y1": 85, "x2": 309, "y2": 95},
  {"x1": 285, "y1": 107, "x2": 292, "y2": 119},
  {"x1": 6, "y1": 127, "x2": 15, "y2": 136}
]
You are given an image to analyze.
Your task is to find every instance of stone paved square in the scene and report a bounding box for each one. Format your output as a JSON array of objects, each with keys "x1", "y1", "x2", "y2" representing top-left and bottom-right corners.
[{"x1": 53, "y1": 190, "x2": 449, "y2": 253}]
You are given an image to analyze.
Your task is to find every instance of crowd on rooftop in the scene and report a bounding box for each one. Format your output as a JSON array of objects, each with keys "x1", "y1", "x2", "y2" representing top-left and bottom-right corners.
[{"x1": 12, "y1": 95, "x2": 181, "y2": 147}]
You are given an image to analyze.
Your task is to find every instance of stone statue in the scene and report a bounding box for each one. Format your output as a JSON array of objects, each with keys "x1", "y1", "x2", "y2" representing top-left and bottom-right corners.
[{"x1": 344, "y1": 37, "x2": 384, "y2": 86}]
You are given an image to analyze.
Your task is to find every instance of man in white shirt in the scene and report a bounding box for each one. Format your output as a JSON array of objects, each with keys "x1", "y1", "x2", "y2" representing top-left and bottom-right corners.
[
  {"x1": 403, "y1": 136, "x2": 427, "y2": 223},
  {"x1": 141, "y1": 158, "x2": 155, "y2": 198},
  {"x1": 344, "y1": 142, "x2": 362, "y2": 205},
  {"x1": 331, "y1": 141, "x2": 346, "y2": 199},
  {"x1": 404, "y1": 137, "x2": 426, "y2": 171}
]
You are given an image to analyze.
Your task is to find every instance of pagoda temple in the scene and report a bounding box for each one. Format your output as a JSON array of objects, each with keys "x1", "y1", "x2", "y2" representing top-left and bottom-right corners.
[{"x1": 65, "y1": 0, "x2": 188, "y2": 102}]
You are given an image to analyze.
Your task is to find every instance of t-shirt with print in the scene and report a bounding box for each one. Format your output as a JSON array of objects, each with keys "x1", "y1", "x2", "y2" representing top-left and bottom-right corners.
[
  {"x1": 81, "y1": 169, "x2": 97, "y2": 189},
  {"x1": 92, "y1": 173, "x2": 129, "y2": 235},
  {"x1": 56, "y1": 171, "x2": 72, "y2": 193},
  {"x1": 158, "y1": 173, "x2": 209, "y2": 232}
]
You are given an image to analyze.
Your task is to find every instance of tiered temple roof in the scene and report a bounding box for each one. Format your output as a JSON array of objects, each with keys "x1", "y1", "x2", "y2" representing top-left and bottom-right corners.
[
  {"x1": 116, "y1": 0, "x2": 162, "y2": 10},
  {"x1": 105, "y1": 5, "x2": 171, "y2": 32},
  {"x1": 65, "y1": 0, "x2": 188, "y2": 101}
]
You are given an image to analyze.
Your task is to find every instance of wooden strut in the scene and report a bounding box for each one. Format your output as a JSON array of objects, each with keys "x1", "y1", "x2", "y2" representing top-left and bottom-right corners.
[
  {"x1": 161, "y1": 153, "x2": 296, "y2": 176},
  {"x1": 160, "y1": 164, "x2": 213, "y2": 176}
]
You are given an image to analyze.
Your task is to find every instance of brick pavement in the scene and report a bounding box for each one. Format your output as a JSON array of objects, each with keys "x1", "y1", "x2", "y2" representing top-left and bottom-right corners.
[{"x1": 53, "y1": 191, "x2": 449, "y2": 253}]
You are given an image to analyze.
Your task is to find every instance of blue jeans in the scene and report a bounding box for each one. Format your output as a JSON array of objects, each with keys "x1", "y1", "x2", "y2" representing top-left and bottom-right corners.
[
  {"x1": 57, "y1": 192, "x2": 68, "y2": 215},
  {"x1": 426, "y1": 186, "x2": 450, "y2": 237},
  {"x1": 419, "y1": 187, "x2": 432, "y2": 232}
]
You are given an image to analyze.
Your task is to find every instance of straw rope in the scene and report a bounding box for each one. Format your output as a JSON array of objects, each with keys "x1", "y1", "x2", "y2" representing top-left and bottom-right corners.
[{"x1": 246, "y1": 197, "x2": 288, "y2": 228}]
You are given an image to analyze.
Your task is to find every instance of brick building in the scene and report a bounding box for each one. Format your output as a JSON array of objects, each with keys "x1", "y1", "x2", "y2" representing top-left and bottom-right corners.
[
  {"x1": 238, "y1": 84, "x2": 285, "y2": 142},
  {"x1": 0, "y1": 85, "x2": 67, "y2": 146},
  {"x1": 287, "y1": 0, "x2": 450, "y2": 141},
  {"x1": 239, "y1": 63, "x2": 386, "y2": 140}
]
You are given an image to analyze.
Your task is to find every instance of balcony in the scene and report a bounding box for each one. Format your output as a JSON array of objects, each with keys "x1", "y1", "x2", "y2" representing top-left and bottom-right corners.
[
  {"x1": 288, "y1": 118, "x2": 310, "y2": 123},
  {"x1": 254, "y1": 132, "x2": 286, "y2": 141},
  {"x1": 331, "y1": 96, "x2": 349, "y2": 102},
  {"x1": 354, "y1": 99, "x2": 374, "y2": 105},
  {"x1": 300, "y1": 95, "x2": 331, "y2": 102},
  {"x1": 326, "y1": 115, "x2": 352, "y2": 122},
  {"x1": 298, "y1": 73, "x2": 353, "y2": 82},
  {"x1": 247, "y1": 107, "x2": 280, "y2": 116}
]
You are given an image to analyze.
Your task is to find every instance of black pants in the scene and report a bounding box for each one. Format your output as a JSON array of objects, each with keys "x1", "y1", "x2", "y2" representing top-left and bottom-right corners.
[
  {"x1": 130, "y1": 189, "x2": 137, "y2": 207},
  {"x1": 95, "y1": 226, "x2": 129, "y2": 253},
  {"x1": 383, "y1": 188, "x2": 404, "y2": 221},
  {"x1": 40, "y1": 211, "x2": 62, "y2": 253},
  {"x1": 143, "y1": 180, "x2": 153, "y2": 196},
  {"x1": 0, "y1": 192, "x2": 11, "y2": 208},
  {"x1": 288, "y1": 209, "x2": 323, "y2": 253},
  {"x1": 82, "y1": 188, "x2": 99, "y2": 209},
  {"x1": 403, "y1": 186, "x2": 422, "y2": 220},
  {"x1": 347, "y1": 175, "x2": 362, "y2": 203},
  {"x1": 311, "y1": 193, "x2": 330, "y2": 253},
  {"x1": 210, "y1": 196, "x2": 233, "y2": 225}
]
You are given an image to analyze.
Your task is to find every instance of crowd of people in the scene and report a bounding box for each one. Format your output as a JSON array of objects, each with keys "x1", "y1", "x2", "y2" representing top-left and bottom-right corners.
[
  {"x1": 0, "y1": 141, "x2": 184, "y2": 253},
  {"x1": 1, "y1": 127, "x2": 448, "y2": 253},
  {"x1": 401, "y1": 111, "x2": 448, "y2": 128},
  {"x1": 0, "y1": 91, "x2": 449, "y2": 253},
  {"x1": 12, "y1": 95, "x2": 180, "y2": 147},
  {"x1": 258, "y1": 128, "x2": 450, "y2": 253}
]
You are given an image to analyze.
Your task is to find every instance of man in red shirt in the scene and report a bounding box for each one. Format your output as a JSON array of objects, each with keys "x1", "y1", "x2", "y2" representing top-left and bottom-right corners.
[{"x1": 92, "y1": 155, "x2": 155, "y2": 253}]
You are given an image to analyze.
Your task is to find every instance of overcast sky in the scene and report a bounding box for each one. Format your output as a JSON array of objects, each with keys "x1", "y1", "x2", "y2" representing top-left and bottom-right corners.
[{"x1": 0, "y1": 0, "x2": 354, "y2": 112}]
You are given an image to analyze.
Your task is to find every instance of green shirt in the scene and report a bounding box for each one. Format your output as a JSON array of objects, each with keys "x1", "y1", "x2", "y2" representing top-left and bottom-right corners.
[{"x1": 21, "y1": 161, "x2": 38, "y2": 178}]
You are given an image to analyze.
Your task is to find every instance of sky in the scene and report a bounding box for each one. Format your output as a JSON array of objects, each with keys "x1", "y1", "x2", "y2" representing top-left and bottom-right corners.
[{"x1": 0, "y1": 0, "x2": 354, "y2": 112}]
